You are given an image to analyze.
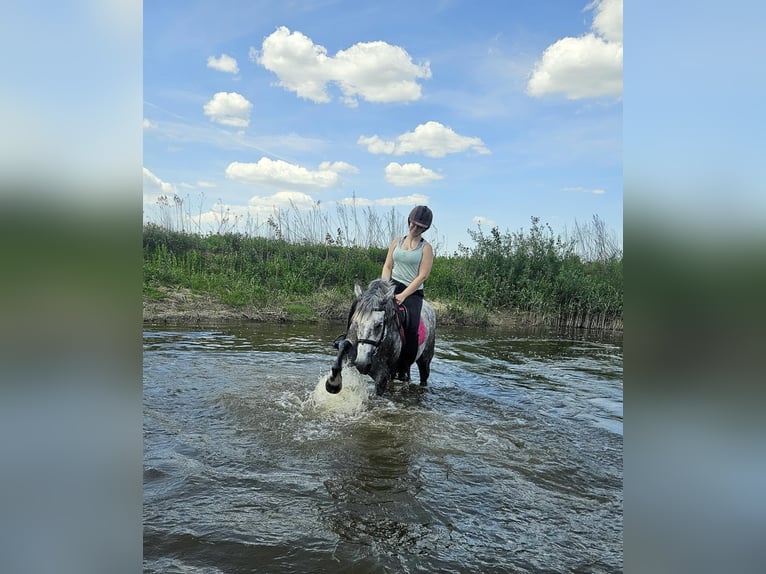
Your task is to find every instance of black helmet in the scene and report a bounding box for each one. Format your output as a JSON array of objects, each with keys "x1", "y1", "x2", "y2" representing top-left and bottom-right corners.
[{"x1": 408, "y1": 205, "x2": 433, "y2": 230}]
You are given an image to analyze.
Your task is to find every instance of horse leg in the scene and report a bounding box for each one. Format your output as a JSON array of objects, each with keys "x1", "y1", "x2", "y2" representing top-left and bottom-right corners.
[
  {"x1": 417, "y1": 357, "x2": 431, "y2": 387},
  {"x1": 375, "y1": 373, "x2": 390, "y2": 396},
  {"x1": 326, "y1": 339, "x2": 355, "y2": 394},
  {"x1": 416, "y1": 352, "x2": 432, "y2": 386},
  {"x1": 394, "y1": 365, "x2": 410, "y2": 382}
]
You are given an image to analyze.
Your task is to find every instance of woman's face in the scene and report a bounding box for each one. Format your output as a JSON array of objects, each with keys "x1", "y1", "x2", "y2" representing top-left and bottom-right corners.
[{"x1": 409, "y1": 221, "x2": 427, "y2": 235}]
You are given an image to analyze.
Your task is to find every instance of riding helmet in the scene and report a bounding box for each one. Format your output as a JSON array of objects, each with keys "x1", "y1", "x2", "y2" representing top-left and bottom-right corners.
[{"x1": 408, "y1": 205, "x2": 433, "y2": 230}]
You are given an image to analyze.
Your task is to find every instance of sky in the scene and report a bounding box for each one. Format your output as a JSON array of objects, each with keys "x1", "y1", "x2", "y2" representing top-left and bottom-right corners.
[{"x1": 143, "y1": 0, "x2": 623, "y2": 254}]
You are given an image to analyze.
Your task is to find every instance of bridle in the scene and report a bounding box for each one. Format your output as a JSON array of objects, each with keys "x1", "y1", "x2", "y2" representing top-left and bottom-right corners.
[{"x1": 356, "y1": 316, "x2": 387, "y2": 352}]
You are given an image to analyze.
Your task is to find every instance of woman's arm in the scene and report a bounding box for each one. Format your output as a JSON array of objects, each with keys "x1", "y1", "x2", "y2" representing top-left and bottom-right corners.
[
  {"x1": 395, "y1": 243, "x2": 434, "y2": 304},
  {"x1": 381, "y1": 238, "x2": 397, "y2": 280}
]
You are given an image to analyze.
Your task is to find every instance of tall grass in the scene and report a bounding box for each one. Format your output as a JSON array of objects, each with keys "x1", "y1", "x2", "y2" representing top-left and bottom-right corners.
[
  {"x1": 144, "y1": 211, "x2": 622, "y2": 330},
  {"x1": 143, "y1": 223, "x2": 384, "y2": 307},
  {"x1": 148, "y1": 195, "x2": 423, "y2": 250},
  {"x1": 429, "y1": 217, "x2": 622, "y2": 329}
]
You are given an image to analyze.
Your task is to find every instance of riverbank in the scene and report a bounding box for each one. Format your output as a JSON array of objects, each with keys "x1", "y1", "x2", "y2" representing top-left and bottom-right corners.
[
  {"x1": 142, "y1": 286, "x2": 581, "y2": 329},
  {"x1": 143, "y1": 286, "x2": 624, "y2": 331}
]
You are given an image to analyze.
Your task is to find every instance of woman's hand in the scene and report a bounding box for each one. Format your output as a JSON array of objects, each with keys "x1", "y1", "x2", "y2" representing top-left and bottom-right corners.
[{"x1": 395, "y1": 293, "x2": 407, "y2": 305}]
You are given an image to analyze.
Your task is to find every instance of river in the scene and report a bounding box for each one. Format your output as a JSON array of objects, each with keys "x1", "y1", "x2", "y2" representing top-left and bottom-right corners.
[{"x1": 143, "y1": 322, "x2": 622, "y2": 573}]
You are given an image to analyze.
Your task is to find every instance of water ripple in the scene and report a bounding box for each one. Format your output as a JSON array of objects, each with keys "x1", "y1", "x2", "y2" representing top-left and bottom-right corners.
[{"x1": 144, "y1": 324, "x2": 622, "y2": 573}]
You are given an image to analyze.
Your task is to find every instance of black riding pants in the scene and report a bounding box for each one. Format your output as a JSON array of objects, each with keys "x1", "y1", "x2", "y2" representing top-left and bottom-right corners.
[{"x1": 392, "y1": 281, "x2": 423, "y2": 370}]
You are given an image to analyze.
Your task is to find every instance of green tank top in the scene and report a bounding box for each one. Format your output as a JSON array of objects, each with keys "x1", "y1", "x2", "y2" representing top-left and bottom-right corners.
[{"x1": 391, "y1": 237, "x2": 425, "y2": 290}]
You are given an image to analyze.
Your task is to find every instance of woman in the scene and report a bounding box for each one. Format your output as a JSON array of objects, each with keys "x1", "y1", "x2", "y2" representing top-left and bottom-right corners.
[{"x1": 381, "y1": 205, "x2": 434, "y2": 380}]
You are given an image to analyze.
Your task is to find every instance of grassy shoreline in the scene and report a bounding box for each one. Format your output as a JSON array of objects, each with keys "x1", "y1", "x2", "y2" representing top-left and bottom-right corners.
[{"x1": 143, "y1": 219, "x2": 622, "y2": 331}]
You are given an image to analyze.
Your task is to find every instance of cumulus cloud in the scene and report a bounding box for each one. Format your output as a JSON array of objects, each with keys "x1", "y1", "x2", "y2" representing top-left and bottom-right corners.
[
  {"x1": 203, "y1": 92, "x2": 253, "y2": 127},
  {"x1": 225, "y1": 157, "x2": 340, "y2": 188},
  {"x1": 248, "y1": 190, "x2": 315, "y2": 211},
  {"x1": 143, "y1": 167, "x2": 177, "y2": 204},
  {"x1": 357, "y1": 135, "x2": 396, "y2": 155},
  {"x1": 472, "y1": 216, "x2": 497, "y2": 227},
  {"x1": 562, "y1": 186, "x2": 606, "y2": 195},
  {"x1": 143, "y1": 118, "x2": 157, "y2": 130},
  {"x1": 251, "y1": 26, "x2": 431, "y2": 106},
  {"x1": 384, "y1": 162, "x2": 443, "y2": 186},
  {"x1": 591, "y1": 0, "x2": 622, "y2": 43},
  {"x1": 360, "y1": 121, "x2": 490, "y2": 157},
  {"x1": 527, "y1": 0, "x2": 622, "y2": 100},
  {"x1": 207, "y1": 53, "x2": 239, "y2": 74}
]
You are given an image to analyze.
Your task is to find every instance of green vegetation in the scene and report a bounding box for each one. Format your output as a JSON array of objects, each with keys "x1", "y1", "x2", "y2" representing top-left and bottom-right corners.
[
  {"x1": 431, "y1": 217, "x2": 622, "y2": 329},
  {"x1": 143, "y1": 215, "x2": 622, "y2": 330}
]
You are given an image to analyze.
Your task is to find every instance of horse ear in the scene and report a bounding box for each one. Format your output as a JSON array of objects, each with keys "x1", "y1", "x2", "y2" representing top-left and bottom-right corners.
[{"x1": 354, "y1": 283, "x2": 363, "y2": 298}]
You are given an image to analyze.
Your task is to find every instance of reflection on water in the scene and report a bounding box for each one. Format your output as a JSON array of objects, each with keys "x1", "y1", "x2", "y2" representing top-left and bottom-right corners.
[{"x1": 144, "y1": 322, "x2": 622, "y2": 573}]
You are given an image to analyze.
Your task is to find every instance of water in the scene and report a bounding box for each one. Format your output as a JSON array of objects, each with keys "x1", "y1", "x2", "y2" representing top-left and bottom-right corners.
[{"x1": 144, "y1": 323, "x2": 623, "y2": 573}]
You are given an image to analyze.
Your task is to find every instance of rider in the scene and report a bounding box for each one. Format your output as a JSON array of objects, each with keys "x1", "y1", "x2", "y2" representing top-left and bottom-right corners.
[{"x1": 381, "y1": 205, "x2": 434, "y2": 380}]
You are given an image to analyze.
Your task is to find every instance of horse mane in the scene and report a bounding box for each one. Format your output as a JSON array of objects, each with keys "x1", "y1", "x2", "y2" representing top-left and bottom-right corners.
[{"x1": 355, "y1": 278, "x2": 396, "y2": 316}]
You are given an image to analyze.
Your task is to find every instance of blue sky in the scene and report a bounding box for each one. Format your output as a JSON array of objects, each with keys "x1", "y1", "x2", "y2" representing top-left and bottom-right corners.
[{"x1": 143, "y1": 0, "x2": 622, "y2": 254}]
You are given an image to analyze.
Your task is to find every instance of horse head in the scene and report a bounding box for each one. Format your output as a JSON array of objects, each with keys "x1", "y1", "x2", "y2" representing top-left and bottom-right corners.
[{"x1": 348, "y1": 279, "x2": 399, "y2": 376}]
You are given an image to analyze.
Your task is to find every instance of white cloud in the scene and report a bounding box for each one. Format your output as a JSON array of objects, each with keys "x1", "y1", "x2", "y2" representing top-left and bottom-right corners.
[
  {"x1": 319, "y1": 160, "x2": 359, "y2": 174},
  {"x1": 562, "y1": 186, "x2": 606, "y2": 195},
  {"x1": 252, "y1": 26, "x2": 431, "y2": 106},
  {"x1": 225, "y1": 157, "x2": 340, "y2": 188},
  {"x1": 203, "y1": 92, "x2": 252, "y2": 127},
  {"x1": 248, "y1": 190, "x2": 315, "y2": 211},
  {"x1": 527, "y1": 0, "x2": 622, "y2": 100},
  {"x1": 194, "y1": 191, "x2": 317, "y2": 227},
  {"x1": 357, "y1": 135, "x2": 396, "y2": 154},
  {"x1": 143, "y1": 168, "x2": 181, "y2": 222},
  {"x1": 143, "y1": 118, "x2": 157, "y2": 130},
  {"x1": 384, "y1": 162, "x2": 443, "y2": 186},
  {"x1": 196, "y1": 203, "x2": 250, "y2": 227},
  {"x1": 338, "y1": 196, "x2": 374, "y2": 207},
  {"x1": 207, "y1": 53, "x2": 239, "y2": 74},
  {"x1": 178, "y1": 180, "x2": 218, "y2": 190},
  {"x1": 472, "y1": 216, "x2": 497, "y2": 227},
  {"x1": 360, "y1": 121, "x2": 490, "y2": 158},
  {"x1": 590, "y1": 0, "x2": 622, "y2": 43},
  {"x1": 338, "y1": 193, "x2": 429, "y2": 207},
  {"x1": 375, "y1": 193, "x2": 430, "y2": 206},
  {"x1": 143, "y1": 167, "x2": 177, "y2": 204}
]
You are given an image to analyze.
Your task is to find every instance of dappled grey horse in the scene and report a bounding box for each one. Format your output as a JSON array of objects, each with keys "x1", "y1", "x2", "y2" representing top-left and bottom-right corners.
[{"x1": 326, "y1": 278, "x2": 436, "y2": 396}]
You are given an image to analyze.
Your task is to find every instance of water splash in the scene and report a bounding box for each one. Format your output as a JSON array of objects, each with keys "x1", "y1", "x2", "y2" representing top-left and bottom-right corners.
[{"x1": 306, "y1": 366, "x2": 369, "y2": 419}]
